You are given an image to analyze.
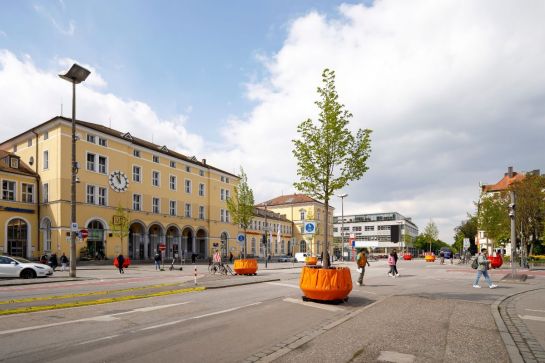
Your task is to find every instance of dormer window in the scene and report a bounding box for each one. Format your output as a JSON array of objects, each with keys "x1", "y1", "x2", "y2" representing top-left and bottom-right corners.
[
  {"x1": 10, "y1": 157, "x2": 19, "y2": 169},
  {"x1": 123, "y1": 132, "x2": 133, "y2": 141}
]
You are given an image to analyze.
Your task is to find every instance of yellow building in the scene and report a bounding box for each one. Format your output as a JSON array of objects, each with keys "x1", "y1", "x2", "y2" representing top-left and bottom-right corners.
[
  {"x1": 257, "y1": 194, "x2": 334, "y2": 257},
  {"x1": 239, "y1": 208, "x2": 294, "y2": 258},
  {"x1": 0, "y1": 116, "x2": 240, "y2": 260},
  {"x1": 0, "y1": 151, "x2": 38, "y2": 257}
]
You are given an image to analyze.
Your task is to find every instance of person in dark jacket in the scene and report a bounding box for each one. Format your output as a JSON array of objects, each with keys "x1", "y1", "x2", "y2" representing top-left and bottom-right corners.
[
  {"x1": 49, "y1": 253, "x2": 58, "y2": 271},
  {"x1": 154, "y1": 252, "x2": 162, "y2": 270},
  {"x1": 60, "y1": 253, "x2": 69, "y2": 272},
  {"x1": 117, "y1": 254, "x2": 125, "y2": 274}
]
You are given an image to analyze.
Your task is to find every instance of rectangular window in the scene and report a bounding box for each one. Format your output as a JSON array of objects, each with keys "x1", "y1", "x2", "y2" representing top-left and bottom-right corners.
[
  {"x1": 21, "y1": 183, "x2": 34, "y2": 203},
  {"x1": 225, "y1": 210, "x2": 230, "y2": 223},
  {"x1": 133, "y1": 165, "x2": 141, "y2": 182},
  {"x1": 10, "y1": 157, "x2": 18, "y2": 169},
  {"x1": 152, "y1": 197, "x2": 160, "y2": 214},
  {"x1": 225, "y1": 190, "x2": 230, "y2": 200},
  {"x1": 199, "y1": 183, "x2": 205, "y2": 196},
  {"x1": 186, "y1": 166, "x2": 191, "y2": 173},
  {"x1": 43, "y1": 183, "x2": 49, "y2": 203},
  {"x1": 185, "y1": 179, "x2": 191, "y2": 193},
  {"x1": 300, "y1": 211, "x2": 305, "y2": 220},
  {"x1": 221, "y1": 176, "x2": 225, "y2": 182},
  {"x1": 153, "y1": 155, "x2": 159, "y2": 163},
  {"x1": 86, "y1": 185, "x2": 95, "y2": 204},
  {"x1": 13, "y1": 144, "x2": 17, "y2": 152},
  {"x1": 199, "y1": 170, "x2": 204, "y2": 177},
  {"x1": 199, "y1": 206, "x2": 205, "y2": 219},
  {"x1": 2, "y1": 181, "x2": 15, "y2": 201},
  {"x1": 170, "y1": 201, "x2": 176, "y2": 216},
  {"x1": 220, "y1": 188, "x2": 225, "y2": 201},
  {"x1": 98, "y1": 187, "x2": 107, "y2": 206},
  {"x1": 365, "y1": 226, "x2": 374, "y2": 231},
  {"x1": 170, "y1": 161, "x2": 176, "y2": 168},
  {"x1": 27, "y1": 138, "x2": 32, "y2": 147},
  {"x1": 226, "y1": 177, "x2": 230, "y2": 184},
  {"x1": 133, "y1": 149, "x2": 141, "y2": 158},
  {"x1": 87, "y1": 153, "x2": 96, "y2": 171},
  {"x1": 170, "y1": 175, "x2": 177, "y2": 190},
  {"x1": 98, "y1": 156, "x2": 107, "y2": 174},
  {"x1": 43, "y1": 150, "x2": 49, "y2": 170},
  {"x1": 87, "y1": 134, "x2": 96, "y2": 143},
  {"x1": 152, "y1": 171, "x2": 160, "y2": 187},
  {"x1": 98, "y1": 137, "x2": 107, "y2": 147},
  {"x1": 133, "y1": 194, "x2": 142, "y2": 211},
  {"x1": 43, "y1": 131, "x2": 49, "y2": 140},
  {"x1": 220, "y1": 209, "x2": 225, "y2": 222},
  {"x1": 185, "y1": 203, "x2": 191, "y2": 218}
]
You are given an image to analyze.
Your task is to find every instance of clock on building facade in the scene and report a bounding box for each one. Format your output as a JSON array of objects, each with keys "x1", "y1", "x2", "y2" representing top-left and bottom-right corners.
[{"x1": 108, "y1": 170, "x2": 129, "y2": 192}]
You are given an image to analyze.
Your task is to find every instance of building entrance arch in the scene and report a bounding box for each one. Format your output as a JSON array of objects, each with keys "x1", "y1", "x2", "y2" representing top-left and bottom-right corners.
[
  {"x1": 181, "y1": 227, "x2": 194, "y2": 257},
  {"x1": 7, "y1": 218, "x2": 29, "y2": 257},
  {"x1": 87, "y1": 220, "x2": 105, "y2": 259},
  {"x1": 148, "y1": 223, "x2": 165, "y2": 259},
  {"x1": 166, "y1": 225, "x2": 181, "y2": 260},
  {"x1": 196, "y1": 229, "x2": 208, "y2": 258},
  {"x1": 129, "y1": 221, "x2": 146, "y2": 260}
]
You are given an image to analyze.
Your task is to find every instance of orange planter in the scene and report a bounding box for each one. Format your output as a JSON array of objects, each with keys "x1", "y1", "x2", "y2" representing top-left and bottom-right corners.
[
  {"x1": 403, "y1": 254, "x2": 412, "y2": 261},
  {"x1": 233, "y1": 259, "x2": 258, "y2": 275},
  {"x1": 299, "y1": 266, "x2": 352, "y2": 301},
  {"x1": 425, "y1": 255, "x2": 435, "y2": 262},
  {"x1": 488, "y1": 255, "x2": 503, "y2": 269},
  {"x1": 114, "y1": 257, "x2": 131, "y2": 268},
  {"x1": 305, "y1": 256, "x2": 318, "y2": 265}
]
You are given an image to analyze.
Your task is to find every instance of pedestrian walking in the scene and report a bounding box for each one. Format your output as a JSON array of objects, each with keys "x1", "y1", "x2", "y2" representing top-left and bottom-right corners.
[
  {"x1": 191, "y1": 253, "x2": 197, "y2": 263},
  {"x1": 60, "y1": 253, "x2": 68, "y2": 272},
  {"x1": 154, "y1": 252, "x2": 162, "y2": 270},
  {"x1": 213, "y1": 250, "x2": 222, "y2": 266},
  {"x1": 229, "y1": 252, "x2": 233, "y2": 263},
  {"x1": 117, "y1": 254, "x2": 125, "y2": 274},
  {"x1": 439, "y1": 250, "x2": 445, "y2": 264},
  {"x1": 356, "y1": 248, "x2": 370, "y2": 286},
  {"x1": 48, "y1": 253, "x2": 58, "y2": 272},
  {"x1": 473, "y1": 248, "x2": 497, "y2": 289},
  {"x1": 387, "y1": 249, "x2": 399, "y2": 277}
]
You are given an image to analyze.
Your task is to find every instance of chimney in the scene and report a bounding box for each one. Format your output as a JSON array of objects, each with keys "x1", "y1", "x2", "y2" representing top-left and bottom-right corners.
[
  {"x1": 202, "y1": 159, "x2": 206, "y2": 165},
  {"x1": 507, "y1": 166, "x2": 513, "y2": 178}
]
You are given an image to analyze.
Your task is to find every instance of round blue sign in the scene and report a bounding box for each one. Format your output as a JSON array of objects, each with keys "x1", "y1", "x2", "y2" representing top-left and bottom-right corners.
[
  {"x1": 304, "y1": 223, "x2": 315, "y2": 233},
  {"x1": 237, "y1": 234, "x2": 245, "y2": 242}
]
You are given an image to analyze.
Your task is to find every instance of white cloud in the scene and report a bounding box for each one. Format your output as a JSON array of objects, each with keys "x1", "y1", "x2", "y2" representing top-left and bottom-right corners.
[
  {"x1": 0, "y1": 50, "x2": 204, "y2": 158},
  {"x1": 215, "y1": 0, "x2": 545, "y2": 242}
]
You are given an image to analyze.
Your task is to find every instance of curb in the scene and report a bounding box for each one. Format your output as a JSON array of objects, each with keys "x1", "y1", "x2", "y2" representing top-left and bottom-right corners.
[
  {"x1": 195, "y1": 278, "x2": 281, "y2": 290},
  {"x1": 491, "y1": 287, "x2": 545, "y2": 363},
  {"x1": 0, "y1": 277, "x2": 96, "y2": 287}
]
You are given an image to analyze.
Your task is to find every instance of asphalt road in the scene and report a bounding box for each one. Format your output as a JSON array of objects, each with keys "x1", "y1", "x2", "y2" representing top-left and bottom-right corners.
[{"x1": 0, "y1": 260, "x2": 543, "y2": 363}]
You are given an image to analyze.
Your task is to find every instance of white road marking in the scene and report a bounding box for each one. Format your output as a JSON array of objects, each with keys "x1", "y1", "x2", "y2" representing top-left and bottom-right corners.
[
  {"x1": 76, "y1": 334, "x2": 119, "y2": 345},
  {"x1": 139, "y1": 302, "x2": 263, "y2": 331},
  {"x1": 377, "y1": 350, "x2": 415, "y2": 362},
  {"x1": 283, "y1": 298, "x2": 345, "y2": 312},
  {"x1": 266, "y1": 282, "x2": 300, "y2": 289},
  {"x1": 526, "y1": 309, "x2": 545, "y2": 313},
  {"x1": 519, "y1": 315, "x2": 545, "y2": 322},
  {"x1": 0, "y1": 301, "x2": 191, "y2": 335}
]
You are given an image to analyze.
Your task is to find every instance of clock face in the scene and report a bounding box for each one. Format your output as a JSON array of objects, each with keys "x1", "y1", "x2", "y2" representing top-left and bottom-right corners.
[{"x1": 108, "y1": 170, "x2": 129, "y2": 192}]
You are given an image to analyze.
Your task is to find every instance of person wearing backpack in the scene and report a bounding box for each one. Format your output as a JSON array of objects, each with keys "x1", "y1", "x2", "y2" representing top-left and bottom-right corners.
[
  {"x1": 387, "y1": 250, "x2": 398, "y2": 278},
  {"x1": 356, "y1": 248, "x2": 371, "y2": 286},
  {"x1": 473, "y1": 248, "x2": 497, "y2": 289}
]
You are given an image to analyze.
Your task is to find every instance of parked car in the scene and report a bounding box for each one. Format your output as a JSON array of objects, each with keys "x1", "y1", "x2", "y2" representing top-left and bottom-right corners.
[
  {"x1": 0, "y1": 255, "x2": 53, "y2": 279},
  {"x1": 294, "y1": 252, "x2": 310, "y2": 262},
  {"x1": 277, "y1": 255, "x2": 294, "y2": 262}
]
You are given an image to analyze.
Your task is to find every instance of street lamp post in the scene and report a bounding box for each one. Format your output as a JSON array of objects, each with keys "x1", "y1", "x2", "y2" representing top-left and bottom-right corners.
[
  {"x1": 59, "y1": 64, "x2": 91, "y2": 278},
  {"x1": 338, "y1": 193, "x2": 347, "y2": 262}
]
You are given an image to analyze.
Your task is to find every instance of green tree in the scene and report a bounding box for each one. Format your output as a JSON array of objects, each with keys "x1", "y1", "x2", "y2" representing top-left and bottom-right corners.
[
  {"x1": 453, "y1": 214, "x2": 478, "y2": 253},
  {"x1": 292, "y1": 69, "x2": 372, "y2": 268},
  {"x1": 477, "y1": 191, "x2": 510, "y2": 249},
  {"x1": 511, "y1": 173, "x2": 545, "y2": 263},
  {"x1": 226, "y1": 167, "x2": 255, "y2": 259},
  {"x1": 111, "y1": 205, "x2": 130, "y2": 254},
  {"x1": 423, "y1": 220, "x2": 439, "y2": 252}
]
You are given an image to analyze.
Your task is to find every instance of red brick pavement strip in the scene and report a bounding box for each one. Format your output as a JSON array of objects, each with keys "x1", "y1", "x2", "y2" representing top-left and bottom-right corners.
[{"x1": 447, "y1": 269, "x2": 545, "y2": 276}]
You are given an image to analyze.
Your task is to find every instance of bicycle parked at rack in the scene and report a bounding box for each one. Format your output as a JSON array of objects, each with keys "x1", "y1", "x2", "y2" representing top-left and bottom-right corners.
[{"x1": 208, "y1": 262, "x2": 234, "y2": 275}]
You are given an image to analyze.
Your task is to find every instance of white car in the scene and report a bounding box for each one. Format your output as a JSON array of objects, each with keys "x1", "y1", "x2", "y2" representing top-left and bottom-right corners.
[
  {"x1": 294, "y1": 253, "x2": 309, "y2": 262},
  {"x1": 0, "y1": 255, "x2": 53, "y2": 279}
]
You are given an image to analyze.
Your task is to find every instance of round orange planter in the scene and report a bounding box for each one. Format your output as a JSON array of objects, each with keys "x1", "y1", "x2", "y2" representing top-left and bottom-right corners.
[
  {"x1": 233, "y1": 259, "x2": 258, "y2": 275},
  {"x1": 425, "y1": 254, "x2": 435, "y2": 262},
  {"x1": 403, "y1": 254, "x2": 412, "y2": 261},
  {"x1": 299, "y1": 266, "x2": 352, "y2": 301},
  {"x1": 305, "y1": 256, "x2": 318, "y2": 265},
  {"x1": 488, "y1": 255, "x2": 503, "y2": 269}
]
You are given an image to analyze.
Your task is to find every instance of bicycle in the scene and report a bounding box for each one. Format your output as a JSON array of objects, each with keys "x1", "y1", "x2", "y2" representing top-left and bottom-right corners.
[{"x1": 208, "y1": 263, "x2": 221, "y2": 274}]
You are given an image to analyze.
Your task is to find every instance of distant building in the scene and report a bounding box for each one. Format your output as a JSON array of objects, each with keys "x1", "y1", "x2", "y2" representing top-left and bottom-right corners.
[{"x1": 333, "y1": 212, "x2": 418, "y2": 257}]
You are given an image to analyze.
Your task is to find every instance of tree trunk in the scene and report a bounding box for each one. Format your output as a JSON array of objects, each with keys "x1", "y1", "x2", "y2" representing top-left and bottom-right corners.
[
  {"x1": 244, "y1": 229, "x2": 247, "y2": 259},
  {"x1": 323, "y1": 198, "x2": 330, "y2": 268}
]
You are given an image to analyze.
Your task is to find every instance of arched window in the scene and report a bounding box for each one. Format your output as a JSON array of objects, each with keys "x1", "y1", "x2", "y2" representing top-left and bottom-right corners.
[
  {"x1": 42, "y1": 218, "x2": 52, "y2": 252},
  {"x1": 299, "y1": 240, "x2": 306, "y2": 253},
  {"x1": 7, "y1": 218, "x2": 28, "y2": 257}
]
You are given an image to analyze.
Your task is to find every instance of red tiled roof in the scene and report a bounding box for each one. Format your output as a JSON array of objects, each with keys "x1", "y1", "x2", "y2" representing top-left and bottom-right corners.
[
  {"x1": 0, "y1": 150, "x2": 37, "y2": 177},
  {"x1": 257, "y1": 193, "x2": 326, "y2": 207},
  {"x1": 482, "y1": 172, "x2": 525, "y2": 193}
]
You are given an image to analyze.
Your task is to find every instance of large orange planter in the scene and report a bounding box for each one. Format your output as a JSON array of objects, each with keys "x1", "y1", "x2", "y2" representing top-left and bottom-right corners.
[
  {"x1": 305, "y1": 256, "x2": 318, "y2": 265},
  {"x1": 403, "y1": 254, "x2": 412, "y2": 261},
  {"x1": 114, "y1": 257, "x2": 131, "y2": 268},
  {"x1": 233, "y1": 259, "x2": 258, "y2": 275},
  {"x1": 425, "y1": 254, "x2": 435, "y2": 262},
  {"x1": 488, "y1": 255, "x2": 503, "y2": 269},
  {"x1": 299, "y1": 266, "x2": 352, "y2": 301}
]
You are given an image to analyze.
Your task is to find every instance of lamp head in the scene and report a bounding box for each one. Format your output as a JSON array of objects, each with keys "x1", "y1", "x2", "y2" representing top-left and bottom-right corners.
[
  {"x1": 59, "y1": 63, "x2": 91, "y2": 84},
  {"x1": 338, "y1": 193, "x2": 348, "y2": 198}
]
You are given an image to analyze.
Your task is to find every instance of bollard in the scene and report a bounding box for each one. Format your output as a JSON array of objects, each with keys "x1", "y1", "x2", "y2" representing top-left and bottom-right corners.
[{"x1": 194, "y1": 264, "x2": 197, "y2": 285}]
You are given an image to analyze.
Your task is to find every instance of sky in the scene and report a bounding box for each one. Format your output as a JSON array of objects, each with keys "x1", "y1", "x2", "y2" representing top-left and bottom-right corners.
[{"x1": 1, "y1": 0, "x2": 545, "y2": 243}]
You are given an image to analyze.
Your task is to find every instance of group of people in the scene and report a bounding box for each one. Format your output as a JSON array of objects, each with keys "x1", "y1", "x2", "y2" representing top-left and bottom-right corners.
[
  {"x1": 40, "y1": 253, "x2": 69, "y2": 272},
  {"x1": 355, "y1": 247, "x2": 497, "y2": 288}
]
